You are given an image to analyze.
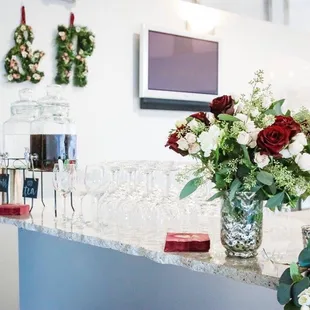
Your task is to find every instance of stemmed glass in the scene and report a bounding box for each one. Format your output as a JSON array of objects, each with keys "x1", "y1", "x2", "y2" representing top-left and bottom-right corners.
[
  {"x1": 84, "y1": 164, "x2": 105, "y2": 227},
  {"x1": 53, "y1": 163, "x2": 75, "y2": 223},
  {"x1": 72, "y1": 168, "x2": 89, "y2": 227}
]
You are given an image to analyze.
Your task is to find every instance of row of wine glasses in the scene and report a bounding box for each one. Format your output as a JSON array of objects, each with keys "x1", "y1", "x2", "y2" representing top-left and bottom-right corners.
[{"x1": 52, "y1": 160, "x2": 220, "y2": 233}]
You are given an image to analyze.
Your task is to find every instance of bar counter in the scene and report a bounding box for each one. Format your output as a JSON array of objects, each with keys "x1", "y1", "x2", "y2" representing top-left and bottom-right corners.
[{"x1": 0, "y1": 203, "x2": 307, "y2": 295}]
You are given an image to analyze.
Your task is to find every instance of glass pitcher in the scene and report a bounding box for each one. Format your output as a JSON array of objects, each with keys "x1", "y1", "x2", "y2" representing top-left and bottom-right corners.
[
  {"x1": 30, "y1": 85, "x2": 77, "y2": 172},
  {"x1": 3, "y1": 88, "x2": 39, "y2": 164}
]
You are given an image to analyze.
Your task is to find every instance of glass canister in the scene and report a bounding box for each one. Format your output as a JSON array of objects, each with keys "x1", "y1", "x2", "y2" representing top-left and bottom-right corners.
[
  {"x1": 3, "y1": 89, "x2": 39, "y2": 161},
  {"x1": 30, "y1": 85, "x2": 77, "y2": 172}
]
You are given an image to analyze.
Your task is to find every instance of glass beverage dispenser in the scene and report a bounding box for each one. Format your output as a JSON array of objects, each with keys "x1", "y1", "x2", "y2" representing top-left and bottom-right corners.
[
  {"x1": 30, "y1": 85, "x2": 77, "y2": 172},
  {"x1": 3, "y1": 88, "x2": 39, "y2": 162}
]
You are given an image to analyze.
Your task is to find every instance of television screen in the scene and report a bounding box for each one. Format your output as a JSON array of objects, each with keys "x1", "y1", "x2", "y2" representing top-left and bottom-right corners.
[{"x1": 148, "y1": 31, "x2": 219, "y2": 95}]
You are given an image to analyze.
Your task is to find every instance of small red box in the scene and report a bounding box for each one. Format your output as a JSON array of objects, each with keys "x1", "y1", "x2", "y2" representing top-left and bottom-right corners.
[
  {"x1": 0, "y1": 204, "x2": 30, "y2": 216},
  {"x1": 164, "y1": 233, "x2": 210, "y2": 253}
]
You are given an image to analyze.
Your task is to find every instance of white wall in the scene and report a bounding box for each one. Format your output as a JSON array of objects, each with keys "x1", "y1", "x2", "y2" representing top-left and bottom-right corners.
[{"x1": 1, "y1": 0, "x2": 310, "y2": 308}]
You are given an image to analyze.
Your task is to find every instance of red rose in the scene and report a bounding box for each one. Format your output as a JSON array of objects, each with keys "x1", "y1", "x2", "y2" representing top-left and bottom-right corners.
[
  {"x1": 189, "y1": 112, "x2": 210, "y2": 126},
  {"x1": 257, "y1": 125, "x2": 290, "y2": 157},
  {"x1": 165, "y1": 132, "x2": 188, "y2": 156},
  {"x1": 210, "y1": 95, "x2": 235, "y2": 117},
  {"x1": 274, "y1": 116, "x2": 301, "y2": 139}
]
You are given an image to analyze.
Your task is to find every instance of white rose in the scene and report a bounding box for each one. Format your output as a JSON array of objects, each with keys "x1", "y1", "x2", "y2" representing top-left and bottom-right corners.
[
  {"x1": 234, "y1": 102, "x2": 244, "y2": 113},
  {"x1": 237, "y1": 131, "x2": 251, "y2": 145},
  {"x1": 262, "y1": 99, "x2": 272, "y2": 109},
  {"x1": 175, "y1": 119, "x2": 187, "y2": 128},
  {"x1": 251, "y1": 108, "x2": 259, "y2": 117},
  {"x1": 289, "y1": 141, "x2": 304, "y2": 156},
  {"x1": 235, "y1": 113, "x2": 248, "y2": 122},
  {"x1": 301, "y1": 305, "x2": 310, "y2": 310},
  {"x1": 280, "y1": 149, "x2": 292, "y2": 158},
  {"x1": 293, "y1": 133, "x2": 308, "y2": 146},
  {"x1": 21, "y1": 51, "x2": 28, "y2": 58},
  {"x1": 299, "y1": 295, "x2": 310, "y2": 306},
  {"x1": 296, "y1": 153, "x2": 310, "y2": 172},
  {"x1": 32, "y1": 73, "x2": 41, "y2": 81},
  {"x1": 296, "y1": 186, "x2": 306, "y2": 196},
  {"x1": 208, "y1": 124, "x2": 221, "y2": 138},
  {"x1": 177, "y1": 138, "x2": 189, "y2": 151},
  {"x1": 246, "y1": 120, "x2": 256, "y2": 133},
  {"x1": 188, "y1": 143, "x2": 200, "y2": 154},
  {"x1": 185, "y1": 133, "x2": 196, "y2": 144},
  {"x1": 248, "y1": 140, "x2": 257, "y2": 148},
  {"x1": 250, "y1": 129, "x2": 260, "y2": 141},
  {"x1": 206, "y1": 112, "x2": 216, "y2": 124},
  {"x1": 254, "y1": 153, "x2": 270, "y2": 168},
  {"x1": 75, "y1": 27, "x2": 81, "y2": 33},
  {"x1": 7, "y1": 75, "x2": 13, "y2": 81},
  {"x1": 188, "y1": 119, "x2": 199, "y2": 131}
]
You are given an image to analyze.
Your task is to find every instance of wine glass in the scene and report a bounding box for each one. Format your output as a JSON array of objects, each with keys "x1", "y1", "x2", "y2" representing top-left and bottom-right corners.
[
  {"x1": 53, "y1": 163, "x2": 75, "y2": 223},
  {"x1": 72, "y1": 168, "x2": 88, "y2": 227},
  {"x1": 84, "y1": 164, "x2": 105, "y2": 226}
]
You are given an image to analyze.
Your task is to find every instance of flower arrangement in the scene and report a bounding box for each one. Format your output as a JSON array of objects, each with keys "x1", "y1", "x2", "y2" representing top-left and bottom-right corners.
[
  {"x1": 277, "y1": 242, "x2": 310, "y2": 309},
  {"x1": 166, "y1": 70, "x2": 310, "y2": 209},
  {"x1": 5, "y1": 23, "x2": 45, "y2": 84},
  {"x1": 55, "y1": 24, "x2": 95, "y2": 87}
]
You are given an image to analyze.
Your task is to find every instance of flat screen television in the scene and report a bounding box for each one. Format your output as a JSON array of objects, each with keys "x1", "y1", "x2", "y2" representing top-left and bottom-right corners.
[{"x1": 139, "y1": 25, "x2": 220, "y2": 106}]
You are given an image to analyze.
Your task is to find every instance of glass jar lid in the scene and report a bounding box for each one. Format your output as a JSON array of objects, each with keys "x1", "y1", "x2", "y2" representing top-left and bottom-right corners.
[
  {"x1": 38, "y1": 85, "x2": 69, "y2": 108},
  {"x1": 11, "y1": 88, "x2": 38, "y2": 115}
]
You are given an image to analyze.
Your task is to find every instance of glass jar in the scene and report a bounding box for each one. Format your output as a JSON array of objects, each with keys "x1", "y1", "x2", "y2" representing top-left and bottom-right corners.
[
  {"x1": 30, "y1": 85, "x2": 77, "y2": 172},
  {"x1": 3, "y1": 89, "x2": 39, "y2": 162}
]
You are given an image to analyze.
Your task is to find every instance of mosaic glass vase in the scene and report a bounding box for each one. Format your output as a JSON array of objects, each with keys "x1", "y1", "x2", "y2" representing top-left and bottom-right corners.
[{"x1": 221, "y1": 192, "x2": 263, "y2": 258}]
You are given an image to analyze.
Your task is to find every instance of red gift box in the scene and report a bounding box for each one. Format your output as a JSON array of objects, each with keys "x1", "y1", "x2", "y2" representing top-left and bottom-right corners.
[
  {"x1": 0, "y1": 204, "x2": 30, "y2": 216},
  {"x1": 164, "y1": 233, "x2": 210, "y2": 253}
]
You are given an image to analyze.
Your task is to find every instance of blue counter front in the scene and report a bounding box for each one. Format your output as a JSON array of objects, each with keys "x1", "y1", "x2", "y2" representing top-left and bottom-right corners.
[{"x1": 18, "y1": 229, "x2": 280, "y2": 310}]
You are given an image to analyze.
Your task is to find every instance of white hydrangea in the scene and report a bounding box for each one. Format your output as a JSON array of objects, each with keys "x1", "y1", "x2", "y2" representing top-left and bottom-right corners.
[{"x1": 198, "y1": 125, "x2": 221, "y2": 158}]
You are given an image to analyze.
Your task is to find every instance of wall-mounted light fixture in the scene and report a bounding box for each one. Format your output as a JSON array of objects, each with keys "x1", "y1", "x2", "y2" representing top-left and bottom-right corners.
[{"x1": 179, "y1": 0, "x2": 221, "y2": 35}]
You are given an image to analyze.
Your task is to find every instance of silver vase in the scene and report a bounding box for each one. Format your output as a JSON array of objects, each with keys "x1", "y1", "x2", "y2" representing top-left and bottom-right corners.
[{"x1": 221, "y1": 192, "x2": 263, "y2": 258}]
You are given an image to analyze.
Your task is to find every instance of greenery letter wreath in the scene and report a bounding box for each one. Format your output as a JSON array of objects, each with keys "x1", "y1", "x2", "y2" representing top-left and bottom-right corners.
[
  {"x1": 55, "y1": 13, "x2": 95, "y2": 87},
  {"x1": 4, "y1": 6, "x2": 45, "y2": 84}
]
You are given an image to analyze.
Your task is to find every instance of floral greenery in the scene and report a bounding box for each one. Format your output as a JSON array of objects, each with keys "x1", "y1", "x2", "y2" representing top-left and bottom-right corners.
[
  {"x1": 4, "y1": 24, "x2": 45, "y2": 83},
  {"x1": 166, "y1": 70, "x2": 310, "y2": 209},
  {"x1": 55, "y1": 25, "x2": 95, "y2": 87},
  {"x1": 277, "y1": 242, "x2": 310, "y2": 309}
]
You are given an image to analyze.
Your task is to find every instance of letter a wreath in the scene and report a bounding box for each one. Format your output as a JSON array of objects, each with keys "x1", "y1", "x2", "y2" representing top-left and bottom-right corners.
[
  {"x1": 55, "y1": 13, "x2": 95, "y2": 87},
  {"x1": 4, "y1": 6, "x2": 45, "y2": 84}
]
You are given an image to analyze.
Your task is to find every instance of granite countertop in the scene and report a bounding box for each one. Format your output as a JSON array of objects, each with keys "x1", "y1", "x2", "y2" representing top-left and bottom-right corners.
[{"x1": 0, "y1": 200, "x2": 308, "y2": 290}]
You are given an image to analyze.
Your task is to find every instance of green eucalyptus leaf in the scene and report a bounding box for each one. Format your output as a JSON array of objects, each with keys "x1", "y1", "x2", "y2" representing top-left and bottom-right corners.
[
  {"x1": 269, "y1": 183, "x2": 277, "y2": 195},
  {"x1": 280, "y1": 268, "x2": 293, "y2": 285},
  {"x1": 277, "y1": 283, "x2": 292, "y2": 305},
  {"x1": 215, "y1": 173, "x2": 226, "y2": 189},
  {"x1": 284, "y1": 301, "x2": 300, "y2": 310},
  {"x1": 290, "y1": 263, "x2": 303, "y2": 283},
  {"x1": 257, "y1": 171, "x2": 274, "y2": 186},
  {"x1": 179, "y1": 177, "x2": 202, "y2": 200},
  {"x1": 229, "y1": 179, "x2": 242, "y2": 201},
  {"x1": 298, "y1": 247, "x2": 310, "y2": 268},
  {"x1": 265, "y1": 192, "x2": 285, "y2": 209},
  {"x1": 207, "y1": 191, "x2": 226, "y2": 202},
  {"x1": 241, "y1": 145, "x2": 252, "y2": 168},
  {"x1": 292, "y1": 277, "x2": 310, "y2": 307},
  {"x1": 265, "y1": 109, "x2": 277, "y2": 116},
  {"x1": 272, "y1": 99, "x2": 285, "y2": 115},
  {"x1": 285, "y1": 109, "x2": 292, "y2": 116},
  {"x1": 218, "y1": 114, "x2": 241, "y2": 122}
]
